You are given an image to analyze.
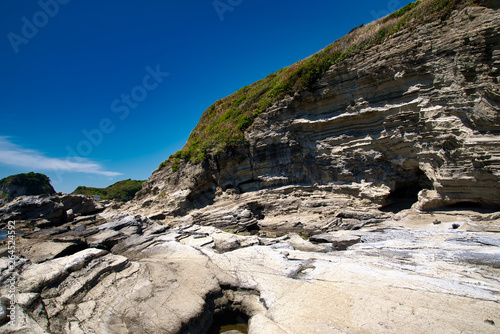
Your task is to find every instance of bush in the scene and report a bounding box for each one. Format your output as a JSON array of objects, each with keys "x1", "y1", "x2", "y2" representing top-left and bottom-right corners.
[
  {"x1": 172, "y1": 159, "x2": 180, "y2": 172},
  {"x1": 159, "y1": 160, "x2": 168, "y2": 170}
]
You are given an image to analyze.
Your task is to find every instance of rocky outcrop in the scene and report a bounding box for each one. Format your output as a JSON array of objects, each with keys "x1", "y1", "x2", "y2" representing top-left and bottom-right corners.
[
  {"x1": 0, "y1": 173, "x2": 55, "y2": 201},
  {"x1": 0, "y1": 194, "x2": 103, "y2": 230},
  {"x1": 1, "y1": 209, "x2": 499, "y2": 333},
  {"x1": 133, "y1": 4, "x2": 500, "y2": 220}
]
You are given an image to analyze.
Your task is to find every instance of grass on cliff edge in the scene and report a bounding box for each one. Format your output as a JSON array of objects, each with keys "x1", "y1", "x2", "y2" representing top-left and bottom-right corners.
[
  {"x1": 72, "y1": 179, "x2": 145, "y2": 202},
  {"x1": 159, "y1": 0, "x2": 480, "y2": 171}
]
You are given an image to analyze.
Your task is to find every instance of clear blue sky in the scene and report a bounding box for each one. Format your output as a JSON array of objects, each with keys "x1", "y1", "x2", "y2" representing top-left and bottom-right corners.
[{"x1": 0, "y1": 0, "x2": 413, "y2": 193}]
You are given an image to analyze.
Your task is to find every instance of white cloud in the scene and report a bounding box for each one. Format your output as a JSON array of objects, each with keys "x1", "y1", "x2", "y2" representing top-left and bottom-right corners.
[{"x1": 0, "y1": 137, "x2": 122, "y2": 177}]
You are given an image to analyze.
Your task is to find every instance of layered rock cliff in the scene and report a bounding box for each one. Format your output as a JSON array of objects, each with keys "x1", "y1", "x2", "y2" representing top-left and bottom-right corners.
[
  {"x1": 1, "y1": 2, "x2": 500, "y2": 334},
  {"x1": 133, "y1": 2, "x2": 500, "y2": 226}
]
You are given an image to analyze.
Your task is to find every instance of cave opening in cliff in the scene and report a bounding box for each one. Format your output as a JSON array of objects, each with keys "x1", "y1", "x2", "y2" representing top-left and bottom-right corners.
[
  {"x1": 207, "y1": 308, "x2": 249, "y2": 334},
  {"x1": 381, "y1": 169, "x2": 433, "y2": 213}
]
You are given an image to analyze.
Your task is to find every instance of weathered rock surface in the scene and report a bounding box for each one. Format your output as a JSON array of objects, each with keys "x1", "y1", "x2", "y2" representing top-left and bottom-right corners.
[
  {"x1": 309, "y1": 232, "x2": 361, "y2": 250},
  {"x1": 1, "y1": 2, "x2": 500, "y2": 334},
  {"x1": 0, "y1": 194, "x2": 103, "y2": 230},
  {"x1": 1, "y1": 210, "x2": 499, "y2": 333}
]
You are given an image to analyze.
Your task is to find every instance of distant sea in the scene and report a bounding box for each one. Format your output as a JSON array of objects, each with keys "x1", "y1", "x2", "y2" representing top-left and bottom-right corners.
[{"x1": 0, "y1": 230, "x2": 8, "y2": 241}]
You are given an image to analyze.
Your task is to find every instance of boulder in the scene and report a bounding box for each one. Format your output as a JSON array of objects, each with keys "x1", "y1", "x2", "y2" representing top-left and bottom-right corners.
[
  {"x1": 0, "y1": 194, "x2": 102, "y2": 229},
  {"x1": 0, "y1": 196, "x2": 66, "y2": 227},
  {"x1": 309, "y1": 232, "x2": 361, "y2": 250}
]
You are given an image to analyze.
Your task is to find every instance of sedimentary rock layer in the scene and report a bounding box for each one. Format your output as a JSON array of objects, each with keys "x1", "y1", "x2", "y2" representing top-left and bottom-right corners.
[{"x1": 135, "y1": 5, "x2": 500, "y2": 218}]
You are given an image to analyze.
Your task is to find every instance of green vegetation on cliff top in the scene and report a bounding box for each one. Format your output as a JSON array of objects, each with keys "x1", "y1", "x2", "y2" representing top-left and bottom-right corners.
[
  {"x1": 72, "y1": 179, "x2": 145, "y2": 202},
  {"x1": 160, "y1": 0, "x2": 479, "y2": 170},
  {"x1": 0, "y1": 172, "x2": 55, "y2": 197}
]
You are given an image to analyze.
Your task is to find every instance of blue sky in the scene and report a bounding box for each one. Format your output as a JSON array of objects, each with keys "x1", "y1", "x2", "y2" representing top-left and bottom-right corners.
[{"x1": 0, "y1": 0, "x2": 414, "y2": 193}]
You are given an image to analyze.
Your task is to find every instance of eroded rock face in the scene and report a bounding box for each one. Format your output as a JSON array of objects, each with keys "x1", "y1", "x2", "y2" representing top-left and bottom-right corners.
[
  {"x1": 133, "y1": 5, "x2": 500, "y2": 219},
  {"x1": 1, "y1": 3, "x2": 500, "y2": 334},
  {"x1": 1, "y1": 211, "x2": 499, "y2": 333},
  {"x1": 0, "y1": 194, "x2": 103, "y2": 230}
]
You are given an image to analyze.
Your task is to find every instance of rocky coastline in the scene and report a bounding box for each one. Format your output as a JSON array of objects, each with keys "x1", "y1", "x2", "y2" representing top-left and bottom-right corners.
[{"x1": 1, "y1": 2, "x2": 500, "y2": 333}]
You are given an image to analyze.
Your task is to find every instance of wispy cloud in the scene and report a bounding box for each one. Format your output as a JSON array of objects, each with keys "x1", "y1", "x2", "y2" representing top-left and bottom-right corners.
[{"x1": 0, "y1": 137, "x2": 121, "y2": 177}]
